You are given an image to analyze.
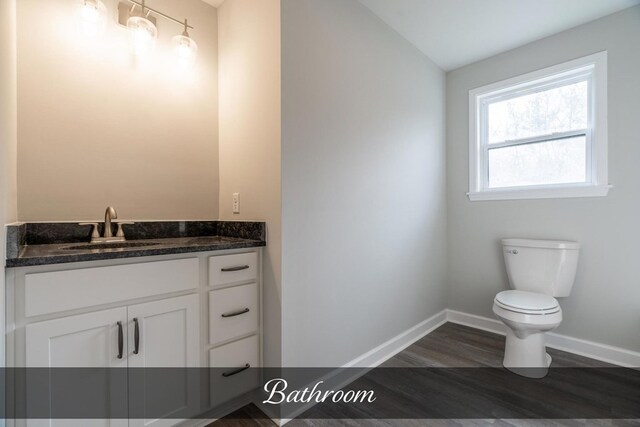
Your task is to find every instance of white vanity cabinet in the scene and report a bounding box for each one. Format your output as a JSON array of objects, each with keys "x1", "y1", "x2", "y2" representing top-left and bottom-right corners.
[
  {"x1": 24, "y1": 294, "x2": 199, "y2": 427},
  {"x1": 6, "y1": 248, "x2": 263, "y2": 427}
]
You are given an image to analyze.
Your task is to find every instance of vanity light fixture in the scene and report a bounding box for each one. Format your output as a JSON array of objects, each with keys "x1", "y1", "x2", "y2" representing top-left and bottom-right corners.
[
  {"x1": 79, "y1": 0, "x2": 107, "y2": 38},
  {"x1": 118, "y1": 0, "x2": 197, "y2": 66},
  {"x1": 125, "y1": 0, "x2": 158, "y2": 57},
  {"x1": 172, "y1": 20, "x2": 198, "y2": 69}
]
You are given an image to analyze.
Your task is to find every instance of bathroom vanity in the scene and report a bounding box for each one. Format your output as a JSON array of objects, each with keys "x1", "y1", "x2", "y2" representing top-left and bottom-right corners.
[{"x1": 4, "y1": 220, "x2": 266, "y2": 426}]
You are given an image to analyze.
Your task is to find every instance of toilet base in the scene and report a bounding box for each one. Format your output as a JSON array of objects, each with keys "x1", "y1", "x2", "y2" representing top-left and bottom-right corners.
[{"x1": 503, "y1": 329, "x2": 552, "y2": 379}]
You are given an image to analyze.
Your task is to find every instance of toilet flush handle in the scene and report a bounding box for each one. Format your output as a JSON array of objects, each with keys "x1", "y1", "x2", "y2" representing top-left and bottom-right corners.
[{"x1": 506, "y1": 249, "x2": 519, "y2": 255}]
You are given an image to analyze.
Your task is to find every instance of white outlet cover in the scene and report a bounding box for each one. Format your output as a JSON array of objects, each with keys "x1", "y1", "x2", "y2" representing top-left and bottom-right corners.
[{"x1": 232, "y1": 193, "x2": 240, "y2": 214}]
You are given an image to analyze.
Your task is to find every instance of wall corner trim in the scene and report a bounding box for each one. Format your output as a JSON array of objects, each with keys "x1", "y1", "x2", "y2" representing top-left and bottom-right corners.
[{"x1": 446, "y1": 309, "x2": 640, "y2": 368}]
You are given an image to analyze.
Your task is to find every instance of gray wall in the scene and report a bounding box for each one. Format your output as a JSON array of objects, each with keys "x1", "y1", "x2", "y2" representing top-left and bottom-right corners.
[
  {"x1": 447, "y1": 6, "x2": 640, "y2": 351},
  {"x1": 281, "y1": 0, "x2": 447, "y2": 367}
]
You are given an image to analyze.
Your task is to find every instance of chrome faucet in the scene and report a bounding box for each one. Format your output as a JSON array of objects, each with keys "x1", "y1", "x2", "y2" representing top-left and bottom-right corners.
[
  {"x1": 104, "y1": 206, "x2": 117, "y2": 239},
  {"x1": 80, "y1": 206, "x2": 134, "y2": 243}
]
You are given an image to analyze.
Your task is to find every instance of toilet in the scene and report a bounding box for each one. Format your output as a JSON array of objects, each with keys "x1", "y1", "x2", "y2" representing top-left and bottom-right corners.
[{"x1": 493, "y1": 238, "x2": 580, "y2": 378}]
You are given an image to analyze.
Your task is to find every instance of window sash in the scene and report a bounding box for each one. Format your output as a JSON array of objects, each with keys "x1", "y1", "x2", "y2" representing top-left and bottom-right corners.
[
  {"x1": 481, "y1": 72, "x2": 592, "y2": 147},
  {"x1": 483, "y1": 129, "x2": 592, "y2": 190},
  {"x1": 478, "y1": 72, "x2": 594, "y2": 192}
]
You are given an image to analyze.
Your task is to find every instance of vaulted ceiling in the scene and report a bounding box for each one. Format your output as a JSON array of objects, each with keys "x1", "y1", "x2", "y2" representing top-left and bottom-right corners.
[
  {"x1": 358, "y1": 0, "x2": 640, "y2": 70},
  {"x1": 203, "y1": 0, "x2": 639, "y2": 71}
]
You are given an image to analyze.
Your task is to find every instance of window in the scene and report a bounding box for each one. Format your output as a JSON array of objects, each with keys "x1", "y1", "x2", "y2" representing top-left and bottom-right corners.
[{"x1": 468, "y1": 52, "x2": 609, "y2": 201}]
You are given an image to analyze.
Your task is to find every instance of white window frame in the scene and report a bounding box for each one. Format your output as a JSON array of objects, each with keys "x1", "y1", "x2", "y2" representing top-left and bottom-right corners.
[{"x1": 468, "y1": 51, "x2": 610, "y2": 201}]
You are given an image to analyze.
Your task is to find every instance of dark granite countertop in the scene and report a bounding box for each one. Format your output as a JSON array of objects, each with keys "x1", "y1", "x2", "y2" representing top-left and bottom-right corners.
[{"x1": 6, "y1": 221, "x2": 266, "y2": 268}]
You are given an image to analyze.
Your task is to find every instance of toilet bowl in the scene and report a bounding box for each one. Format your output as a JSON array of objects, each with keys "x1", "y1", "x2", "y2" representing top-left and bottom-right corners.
[
  {"x1": 495, "y1": 239, "x2": 580, "y2": 379},
  {"x1": 493, "y1": 290, "x2": 562, "y2": 378}
]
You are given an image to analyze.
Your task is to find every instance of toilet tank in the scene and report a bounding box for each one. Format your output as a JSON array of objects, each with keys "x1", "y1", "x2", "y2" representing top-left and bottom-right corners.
[{"x1": 502, "y1": 239, "x2": 580, "y2": 297}]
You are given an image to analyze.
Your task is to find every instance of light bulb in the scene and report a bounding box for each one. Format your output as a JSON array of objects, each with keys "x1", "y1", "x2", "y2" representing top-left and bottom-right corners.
[
  {"x1": 127, "y1": 16, "x2": 157, "y2": 57},
  {"x1": 78, "y1": 0, "x2": 107, "y2": 38},
  {"x1": 172, "y1": 34, "x2": 198, "y2": 69}
]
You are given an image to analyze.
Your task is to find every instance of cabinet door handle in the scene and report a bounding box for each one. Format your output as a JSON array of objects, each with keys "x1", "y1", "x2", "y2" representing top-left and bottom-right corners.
[
  {"x1": 221, "y1": 265, "x2": 250, "y2": 272},
  {"x1": 117, "y1": 322, "x2": 123, "y2": 359},
  {"x1": 221, "y1": 308, "x2": 250, "y2": 318},
  {"x1": 222, "y1": 364, "x2": 250, "y2": 377},
  {"x1": 133, "y1": 318, "x2": 140, "y2": 355}
]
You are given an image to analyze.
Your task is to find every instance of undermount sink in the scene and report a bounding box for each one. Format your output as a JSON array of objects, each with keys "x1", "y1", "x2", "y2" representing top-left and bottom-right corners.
[{"x1": 63, "y1": 242, "x2": 160, "y2": 251}]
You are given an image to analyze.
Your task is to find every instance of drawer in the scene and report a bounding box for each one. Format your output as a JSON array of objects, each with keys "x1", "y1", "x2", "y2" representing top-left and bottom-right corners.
[
  {"x1": 209, "y1": 335, "x2": 259, "y2": 405},
  {"x1": 209, "y1": 283, "x2": 258, "y2": 345},
  {"x1": 25, "y1": 258, "x2": 199, "y2": 317},
  {"x1": 208, "y1": 252, "x2": 257, "y2": 287}
]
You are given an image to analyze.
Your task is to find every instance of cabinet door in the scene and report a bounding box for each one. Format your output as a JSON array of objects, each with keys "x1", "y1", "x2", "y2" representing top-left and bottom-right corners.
[
  {"x1": 127, "y1": 294, "x2": 200, "y2": 427},
  {"x1": 25, "y1": 307, "x2": 129, "y2": 427}
]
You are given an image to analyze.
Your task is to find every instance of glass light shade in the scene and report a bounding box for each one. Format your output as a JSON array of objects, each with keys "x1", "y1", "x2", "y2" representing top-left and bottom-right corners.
[
  {"x1": 78, "y1": 0, "x2": 107, "y2": 38},
  {"x1": 173, "y1": 34, "x2": 198, "y2": 68},
  {"x1": 127, "y1": 16, "x2": 158, "y2": 57}
]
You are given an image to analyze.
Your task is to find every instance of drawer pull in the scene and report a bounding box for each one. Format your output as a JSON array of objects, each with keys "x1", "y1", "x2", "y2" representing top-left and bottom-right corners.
[
  {"x1": 222, "y1": 364, "x2": 250, "y2": 377},
  {"x1": 117, "y1": 322, "x2": 123, "y2": 359},
  {"x1": 133, "y1": 318, "x2": 140, "y2": 355},
  {"x1": 221, "y1": 265, "x2": 250, "y2": 272},
  {"x1": 221, "y1": 308, "x2": 250, "y2": 318}
]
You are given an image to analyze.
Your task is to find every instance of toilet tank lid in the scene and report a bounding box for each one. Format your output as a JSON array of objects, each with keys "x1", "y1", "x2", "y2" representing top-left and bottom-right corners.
[{"x1": 502, "y1": 238, "x2": 580, "y2": 250}]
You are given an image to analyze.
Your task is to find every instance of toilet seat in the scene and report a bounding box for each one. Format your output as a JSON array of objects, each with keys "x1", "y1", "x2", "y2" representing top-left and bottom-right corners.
[{"x1": 495, "y1": 290, "x2": 560, "y2": 315}]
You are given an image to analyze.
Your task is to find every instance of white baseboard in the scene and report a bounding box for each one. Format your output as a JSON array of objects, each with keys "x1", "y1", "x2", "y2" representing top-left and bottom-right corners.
[
  {"x1": 345, "y1": 309, "x2": 448, "y2": 368},
  {"x1": 446, "y1": 309, "x2": 640, "y2": 368}
]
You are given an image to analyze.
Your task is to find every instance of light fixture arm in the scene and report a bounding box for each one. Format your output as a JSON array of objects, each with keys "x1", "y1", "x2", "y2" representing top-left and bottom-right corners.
[
  {"x1": 126, "y1": 0, "x2": 195, "y2": 30},
  {"x1": 182, "y1": 19, "x2": 190, "y2": 37}
]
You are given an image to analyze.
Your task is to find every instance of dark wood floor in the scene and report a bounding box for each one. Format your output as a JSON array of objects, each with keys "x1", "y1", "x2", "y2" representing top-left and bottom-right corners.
[
  {"x1": 380, "y1": 322, "x2": 614, "y2": 369},
  {"x1": 209, "y1": 322, "x2": 632, "y2": 427}
]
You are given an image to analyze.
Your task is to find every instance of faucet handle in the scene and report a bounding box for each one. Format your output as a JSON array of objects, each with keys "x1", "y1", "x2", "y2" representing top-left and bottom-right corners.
[
  {"x1": 79, "y1": 223, "x2": 100, "y2": 240},
  {"x1": 115, "y1": 221, "x2": 135, "y2": 238}
]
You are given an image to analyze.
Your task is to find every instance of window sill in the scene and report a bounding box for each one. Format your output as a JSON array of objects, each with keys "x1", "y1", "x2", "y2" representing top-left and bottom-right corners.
[{"x1": 467, "y1": 184, "x2": 612, "y2": 201}]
